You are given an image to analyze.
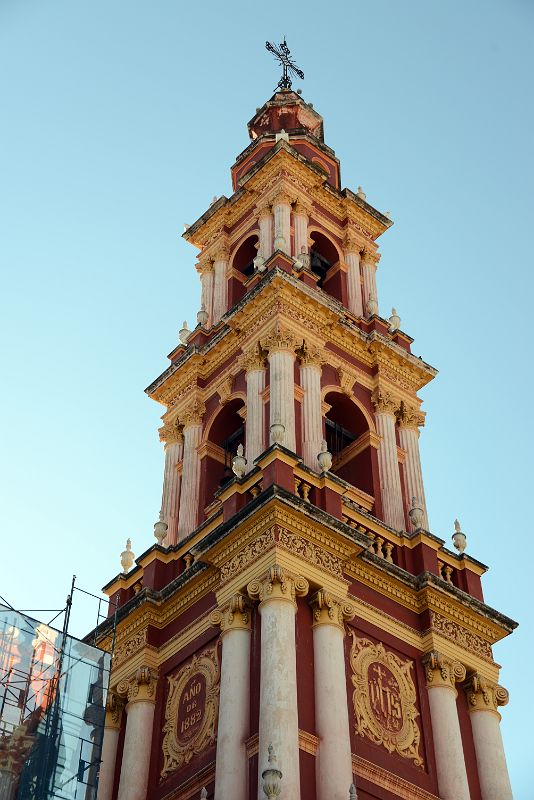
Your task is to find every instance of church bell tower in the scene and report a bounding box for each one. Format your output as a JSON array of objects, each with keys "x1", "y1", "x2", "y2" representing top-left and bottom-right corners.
[{"x1": 94, "y1": 79, "x2": 517, "y2": 800}]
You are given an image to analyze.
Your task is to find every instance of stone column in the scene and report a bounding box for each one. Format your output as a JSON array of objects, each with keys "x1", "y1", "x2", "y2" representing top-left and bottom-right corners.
[
  {"x1": 344, "y1": 235, "x2": 364, "y2": 317},
  {"x1": 258, "y1": 205, "x2": 273, "y2": 260},
  {"x1": 272, "y1": 193, "x2": 292, "y2": 255},
  {"x1": 299, "y1": 344, "x2": 323, "y2": 470},
  {"x1": 199, "y1": 260, "x2": 214, "y2": 327},
  {"x1": 397, "y1": 405, "x2": 428, "y2": 530},
  {"x1": 422, "y1": 652, "x2": 470, "y2": 800},
  {"x1": 248, "y1": 567, "x2": 309, "y2": 800},
  {"x1": 242, "y1": 349, "x2": 267, "y2": 472},
  {"x1": 159, "y1": 425, "x2": 183, "y2": 546},
  {"x1": 212, "y1": 246, "x2": 229, "y2": 324},
  {"x1": 464, "y1": 674, "x2": 513, "y2": 800},
  {"x1": 372, "y1": 389, "x2": 405, "y2": 530},
  {"x1": 310, "y1": 590, "x2": 355, "y2": 800},
  {"x1": 293, "y1": 200, "x2": 310, "y2": 259},
  {"x1": 177, "y1": 401, "x2": 205, "y2": 541},
  {"x1": 117, "y1": 668, "x2": 157, "y2": 800},
  {"x1": 97, "y1": 693, "x2": 124, "y2": 800},
  {"x1": 263, "y1": 327, "x2": 297, "y2": 452},
  {"x1": 210, "y1": 595, "x2": 252, "y2": 800},
  {"x1": 361, "y1": 247, "x2": 380, "y2": 316}
]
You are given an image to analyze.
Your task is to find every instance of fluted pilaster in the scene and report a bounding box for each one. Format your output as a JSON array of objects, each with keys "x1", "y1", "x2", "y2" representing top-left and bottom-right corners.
[
  {"x1": 310, "y1": 590, "x2": 355, "y2": 800},
  {"x1": 293, "y1": 200, "x2": 310, "y2": 259},
  {"x1": 248, "y1": 567, "x2": 309, "y2": 800},
  {"x1": 212, "y1": 246, "x2": 229, "y2": 323},
  {"x1": 464, "y1": 674, "x2": 513, "y2": 800},
  {"x1": 262, "y1": 327, "x2": 298, "y2": 452},
  {"x1": 372, "y1": 389, "x2": 405, "y2": 530},
  {"x1": 242, "y1": 349, "x2": 267, "y2": 471},
  {"x1": 258, "y1": 205, "x2": 273, "y2": 260},
  {"x1": 361, "y1": 247, "x2": 379, "y2": 315},
  {"x1": 159, "y1": 425, "x2": 183, "y2": 546},
  {"x1": 344, "y1": 236, "x2": 363, "y2": 317},
  {"x1": 299, "y1": 344, "x2": 323, "y2": 470},
  {"x1": 398, "y1": 405, "x2": 428, "y2": 530},
  {"x1": 272, "y1": 193, "x2": 292, "y2": 254},
  {"x1": 422, "y1": 652, "x2": 470, "y2": 800},
  {"x1": 210, "y1": 595, "x2": 252, "y2": 800},
  {"x1": 177, "y1": 401, "x2": 204, "y2": 540}
]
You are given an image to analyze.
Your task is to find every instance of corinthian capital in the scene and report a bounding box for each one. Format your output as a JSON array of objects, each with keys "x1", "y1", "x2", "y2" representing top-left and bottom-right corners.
[
  {"x1": 361, "y1": 246, "x2": 380, "y2": 267},
  {"x1": 372, "y1": 387, "x2": 400, "y2": 416},
  {"x1": 293, "y1": 198, "x2": 312, "y2": 216},
  {"x1": 422, "y1": 651, "x2": 466, "y2": 691},
  {"x1": 159, "y1": 422, "x2": 183, "y2": 445},
  {"x1": 239, "y1": 346, "x2": 267, "y2": 372},
  {"x1": 397, "y1": 403, "x2": 425, "y2": 430},
  {"x1": 261, "y1": 325, "x2": 300, "y2": 355},
  {"x1": 247, "y1": 565, "x2": 309, "y2": 607},
  {"x1": 310, "y1": 589, "x2": 355, "y2": 631},
  {"x1": 180, "y1": 400, "x2": 206, "y2": 427},
  {"x1": 209, "y1": 593, "x2": 252, "y2": 634},
  {"x1": 343, "y1": 234, "x2": 363, "y2": 255},
  {"x1": 117, "y1": 666, "x2": 158, "y2": 704},
  {"x1": 298, "y1": 342, "x2": 324, "y2": 368},
  {"x1": 464, "y1": 673, "x2": 509, "y2": 713}
]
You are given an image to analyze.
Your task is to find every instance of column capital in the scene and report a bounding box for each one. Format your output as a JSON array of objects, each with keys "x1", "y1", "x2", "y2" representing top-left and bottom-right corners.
[
  {"x1": 372, "y1": 387, "x2": 400, "y2": 416},
  {"x1": 239, "y1": 346, "x2": 267, "y2": 372},
  {"x1": 159, "y1": 422, "x2": 183, "y2": 445},
  {"x1": 298, "y1": 342, "x2": 324, "y2": 368},
  {"x1": 105, "y1": 691, "x2": 125, "y2": 729},
  {"x1": 310, "y1": 589, "x2": 355, "y2": 631},
  {"x1": 261, "y1": 325, "x2": 300, "y2": 355},
  {"x1": 179, "y1": 400, "x2": 206, "y2": 427},
  {"x1": 293, "y1": 198, "x2": 312, "y2": 216},
  {"x1": 272, "y1": 191, "x2": 294, "y2": 207},
  {"x1": 343, "y1": 234, "x2": 363, "y2": 254},
  {"x1": 464, "y1": 673, "x2": 509, "y2": 714},
  {"x1": 209, "y1": 593, "x2": 252, "y2": 635},
  {"x1": 117, "y1": 666, "x2": 158, "y2": 705},
  {"x1": 361, "y1": 246, "x2": 381, "y2": 267},
  {"x1": 422, "y1": 651, "x2": 466, "y2": 691},
  {"x1": 196, "y1": 255, "x2": 214, "y2": 273},
  {"x1": 397, "y1": 402, "x2": 425, "y2": 430},
  {"x1": 247, "y1": 565, "x2": 309, "y2": 608}
]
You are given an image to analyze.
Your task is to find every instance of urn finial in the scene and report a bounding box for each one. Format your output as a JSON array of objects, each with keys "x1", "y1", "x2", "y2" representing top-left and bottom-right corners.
[
  {"x1": 154, "y1": 510, "x2": 168, "y2": 546},
  {"x1": 120, "y1": 538, "x2": 135, "y2": 573},
  {"x1": 232, "y1": 443, "x2": 247, "y2": 478},
  {"x1": 389, "y1": 307, "x2": 401, "y2": 332},
  {"x1": 452, "y1": 518, "x2": 467, "y2": 553},
  {"x1": 317, "y1": 439, "x2": 333, "y2": 472},
  {"x1": 262, "y1": 744, "x2": 282, "y2": 799},
  {"x1": 179, "y1": 321, "x2": 190, "y2": 344},
  {"x1": 409, "y1": 497, "x2": 425, "y2": 530}
]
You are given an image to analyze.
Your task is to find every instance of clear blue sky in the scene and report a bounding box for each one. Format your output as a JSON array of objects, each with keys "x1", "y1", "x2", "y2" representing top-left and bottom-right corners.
[{"x1": 1, "y1": 0, "x2": 532, "y2": 794}]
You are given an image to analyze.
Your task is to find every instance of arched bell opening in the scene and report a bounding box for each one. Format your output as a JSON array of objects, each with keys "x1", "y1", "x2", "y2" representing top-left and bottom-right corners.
[
  {"x1": 309, "y1": 231, "x2": 345, "y2": 304},
  {"x1": 229, "y1": 235, "x2": 259, "y2": 307},
  {"x1": 201, "y1": 399, "x2": 245, "y2": 514},
  {"x1": 324, "y1": 391, "x2": 375, "y2": 501}
]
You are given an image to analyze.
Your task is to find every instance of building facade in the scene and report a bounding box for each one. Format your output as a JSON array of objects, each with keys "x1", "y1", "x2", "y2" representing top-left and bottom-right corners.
[{"x1": 94, "y1": 89, "x2": 516, "y2": 800}]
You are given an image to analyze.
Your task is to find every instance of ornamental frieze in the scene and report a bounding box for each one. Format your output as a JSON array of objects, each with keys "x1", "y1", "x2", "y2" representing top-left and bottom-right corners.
[
  {"x1": 428, "y1": 612, "x2": 493, "y2": 662},
  {"x1": 161, "y1": 646, "x2": 220, "y2": 779},
  {"x1": 349, "y1": 633, "x2": 423, "y2": 767}
]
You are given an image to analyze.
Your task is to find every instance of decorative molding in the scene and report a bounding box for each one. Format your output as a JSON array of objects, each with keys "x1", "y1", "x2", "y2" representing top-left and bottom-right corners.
[
  {"x1": 349, "y1": 633, "x2": 423, "y2": 767},
  {"x1": 161, "y1": 646, "x2": 220, "y2": 779},
  {"x1": 352, "y1": 754, "x2": 440, "y2": 800},
  {"x1": 277, "y1": 528, "x2": 345, "y2": 577},
  {"x1": 372, "y1": 387, "x2": 400, "y2": 415},
  {"x1": 105, "y1": 691, "x2": 125, "y2": 729},
  {"x1": 113, "y1": 629, "x2": 148, "y2": 668},
  {"x1": 428, "y1": 612, "x2": 493, "y2": 662},
  {"x1": 180, "y1": 400, "x2": 206, "y2": 427},
  {"x1": 219, "y1": 528, "x2": 276, "y2": 584}
]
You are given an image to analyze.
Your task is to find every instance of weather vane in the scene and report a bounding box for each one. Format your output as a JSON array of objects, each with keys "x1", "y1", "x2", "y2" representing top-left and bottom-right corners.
[{"x1": 265, "y1": 37, "x2": 304, "y2": 91}]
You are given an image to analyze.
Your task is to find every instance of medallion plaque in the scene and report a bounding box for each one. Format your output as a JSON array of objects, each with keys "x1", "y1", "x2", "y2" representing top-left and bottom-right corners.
[
  {"x1": 349, "y1": 632, "x2": 423, "y2": 767},
  {"x1": 161, "y1": 646, "x2": 219, "y2": 778}
]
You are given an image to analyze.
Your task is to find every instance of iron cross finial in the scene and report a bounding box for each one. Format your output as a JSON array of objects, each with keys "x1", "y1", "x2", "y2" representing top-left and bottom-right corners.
[{"x1": 265, "y1": 37, "x2": 304, "y2": 91}]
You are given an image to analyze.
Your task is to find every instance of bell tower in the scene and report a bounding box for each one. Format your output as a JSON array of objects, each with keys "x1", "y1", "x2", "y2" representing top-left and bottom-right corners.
[{"x1": 94, "y1": 83, "x2": 517, "y2": 800}]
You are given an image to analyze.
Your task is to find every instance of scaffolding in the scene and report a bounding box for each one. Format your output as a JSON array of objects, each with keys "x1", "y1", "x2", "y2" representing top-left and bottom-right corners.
[{"x1": 0, "y1": 581, "x2": 115, "y2": 800}]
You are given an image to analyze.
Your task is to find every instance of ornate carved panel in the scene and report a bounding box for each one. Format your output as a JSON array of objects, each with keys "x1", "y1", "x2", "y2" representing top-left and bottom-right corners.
[
  {"x1": 161, "y1": 646, "x2": 220, "y2": 779},
  {"x1": 349, "y1": 633, "x2": 423, "y2": 767}
]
